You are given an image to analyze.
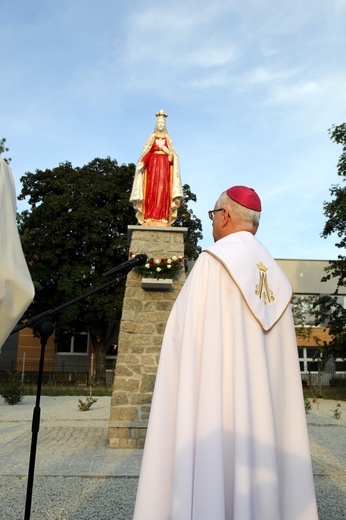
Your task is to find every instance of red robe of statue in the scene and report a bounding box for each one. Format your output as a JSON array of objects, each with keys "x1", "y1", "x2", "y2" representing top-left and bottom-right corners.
[{"x1": 141, "y1": 137, "x2": 173, "y2": 222}]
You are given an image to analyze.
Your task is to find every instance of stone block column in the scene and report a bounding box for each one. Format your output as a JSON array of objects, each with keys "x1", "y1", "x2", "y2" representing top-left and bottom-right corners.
[{"x1": 108, "y1": 225, "x2": 187, "y2": 448}]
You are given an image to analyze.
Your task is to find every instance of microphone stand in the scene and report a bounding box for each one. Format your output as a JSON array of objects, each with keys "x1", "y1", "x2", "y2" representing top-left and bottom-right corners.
[
  {"x1": 11, "y1": 270, "x2": 130, "y2": 520},
  {"x1": 24, "y1": 321, "x2": 54, "y2": 520}
]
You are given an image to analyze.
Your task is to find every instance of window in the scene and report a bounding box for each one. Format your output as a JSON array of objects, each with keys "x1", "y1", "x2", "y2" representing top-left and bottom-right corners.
[
  {"x1": 299, "y1": 348, "x2": 346, "y2": 376},
  {"x1": 56, "y1": 333, "x2": 89, "y2": 355},
  {"x1": 298, "y1": 347, "x2": 320, "y2": 373},
  {"x1": 335, "y1": 359, "x2": 346, "y2": 373}
]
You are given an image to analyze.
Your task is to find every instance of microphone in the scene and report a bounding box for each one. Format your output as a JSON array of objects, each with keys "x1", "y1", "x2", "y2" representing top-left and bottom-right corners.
[{"x1": 102, "y1": 254, "x2": 148, "y2": 277}]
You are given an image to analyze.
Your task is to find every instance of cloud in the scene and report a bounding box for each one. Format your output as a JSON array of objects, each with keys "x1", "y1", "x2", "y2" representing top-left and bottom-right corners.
[
  {"x1": 185, "y1": 45, "x2": 238, "y2": 68},
  {"x1": 246, "y1": 66, "x2": 301, "y2": 86},
  {"x1": 187, "y1": 73, "x2": 233, "y2": 89},
  {"x1": 124, "y1": 3, "x2": 239, "y2": 69},
  {"x1": 270, "y1": 81, "x2": 321, "y2": 102}
]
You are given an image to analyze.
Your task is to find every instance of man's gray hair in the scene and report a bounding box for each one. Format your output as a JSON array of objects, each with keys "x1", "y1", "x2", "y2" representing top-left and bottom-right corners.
[{"x1": 216, "y1": 191, "x2": 261, "y2": 232}]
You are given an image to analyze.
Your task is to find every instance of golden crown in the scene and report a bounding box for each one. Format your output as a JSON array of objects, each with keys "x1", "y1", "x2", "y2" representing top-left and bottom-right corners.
[
  {"x1": 155, "y1": 109, "x2": 168, "y2": 118},
  {"x1": 257, "y1": 262, "x2": 268, "y2": 272}
]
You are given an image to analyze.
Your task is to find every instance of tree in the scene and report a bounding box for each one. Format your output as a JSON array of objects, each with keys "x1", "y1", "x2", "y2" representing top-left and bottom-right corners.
[
  {"x1": 312, "y1": 295, "x2": 346, "y2": 362},
  {"x1": 18, "y1": 158, "x2": 203, "y2": 380},
  {"x1": 322, "y1": 123, "x2": 346, "y2": 288},
  {"x1": 291, "y1": 295, "x2": 315, "y2": 342},
  {"x1": 0, "y1": 137, "x2": 11, "y2": 163},
  {"x1": 175, "y1": 184, "x2": 203, "y2": 259},
  {"x1": 18, "y1": 158, "x2": 135, "y2": 380},
  {"x1": 315, "y1": 123, "x2": 346, "y2": 361}
]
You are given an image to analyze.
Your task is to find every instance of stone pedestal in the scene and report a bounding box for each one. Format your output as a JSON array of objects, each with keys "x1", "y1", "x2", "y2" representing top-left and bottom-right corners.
[{"x1": 108, "y1": 225, "x2": 187, "y2": 448}]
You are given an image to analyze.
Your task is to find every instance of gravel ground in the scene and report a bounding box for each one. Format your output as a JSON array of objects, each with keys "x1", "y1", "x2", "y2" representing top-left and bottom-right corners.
[
  {"x1": 0, "y1": 396, "x2": 345, "y2": 519},
  {"x1": 0, "y1": 475, "x2": 138, "y2": 520}
]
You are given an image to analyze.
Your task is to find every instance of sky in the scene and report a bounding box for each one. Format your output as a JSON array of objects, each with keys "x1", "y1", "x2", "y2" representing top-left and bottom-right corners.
[{"x1": 1, "y1": 0, "x2": 346, "y2": 260}]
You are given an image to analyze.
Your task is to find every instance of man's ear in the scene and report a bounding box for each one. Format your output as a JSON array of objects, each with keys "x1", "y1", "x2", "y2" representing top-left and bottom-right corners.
[{"x1": 222, "y1": 209, "x2": 230, "y2": 228}]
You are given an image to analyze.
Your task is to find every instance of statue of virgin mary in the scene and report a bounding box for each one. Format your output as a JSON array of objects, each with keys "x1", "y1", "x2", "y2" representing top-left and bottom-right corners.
[{"x1": 130, "y1": 110, "x2": 183, "y2": 226}]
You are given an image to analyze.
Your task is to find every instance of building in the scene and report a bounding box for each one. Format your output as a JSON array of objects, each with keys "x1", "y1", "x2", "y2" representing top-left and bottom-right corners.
[
  {"x1": 277, "y1": 259, "x2": 346, "y2": 386},
  {"x1": 0, "y1": 327, "x2": 117, "y2": 385},
  {"x1": 1, "y1": 258, "x2": 345, "y2": 386}
]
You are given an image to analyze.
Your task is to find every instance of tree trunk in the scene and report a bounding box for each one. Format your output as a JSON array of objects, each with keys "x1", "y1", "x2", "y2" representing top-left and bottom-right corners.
[
  {"x1": 90, "y1": 325, "x2": 118, "y2": 384},
  {"x1": 94, "y1": 347, "x2": 107, "y2": 383}
]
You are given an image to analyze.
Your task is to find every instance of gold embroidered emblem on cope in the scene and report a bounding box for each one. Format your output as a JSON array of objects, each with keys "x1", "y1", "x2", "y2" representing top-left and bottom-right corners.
[{"x1": 255, "y1": 262, "x2": 275, "y2": 304}]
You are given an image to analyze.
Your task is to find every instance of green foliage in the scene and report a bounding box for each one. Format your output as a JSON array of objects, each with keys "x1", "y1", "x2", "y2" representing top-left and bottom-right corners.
[
  {"x1": 0, "y1": 137, "x2": 11, "y2": 163},
  {"x1": 18, "y1": 384, "x2": 112, "y2": 396},
  {"x1": 18, "y1": 159, "x2": 202, "y2": 379},
  {"x1": 303, "y1": 387, "x2": 346, "y2": 401},
  {"x1": 291, "y1": 295, "x2": 317, "y2": 341},
  {"x1": 1, "y1": 371, "x2": 24, "y2": 405},
  {"x1": 332, "y1": 403, "x2": 342, "y2": 420},
  {"x1": 88, "y1": 375, "x2": 100, "y2": 398},
  {"x1": 0, "y1": 137, "x2": 8, "y2": 155},
  {"x1": 311, "y1": 295, "x2": 346, "y2": 361},
  {"x1": 304, "y1": 398, "x2": 312, "y2": 414},
  {"x1": 18, "y1": 158, "x2": 136, "y2": 353},
  {"x1": 175, "y1": 184, "x2": 203, "y2": 259},
  {"x1": 78, "y1": 396, "x2": 98, "y2": 411},
  {"x1": 312, "y1": 123, "x2": 346, "y2": 362},
  {"x1": 321, "y1": 123, "x2": 346, "y2": 287}
]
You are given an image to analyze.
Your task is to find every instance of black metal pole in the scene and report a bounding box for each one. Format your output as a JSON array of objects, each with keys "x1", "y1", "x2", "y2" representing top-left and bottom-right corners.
[
  {"x1": 12, "y1": 274, "x2": 126, "y2": 335},
  {"x1": 16, "y1": 272, "x2": 128, "y2": 519},
  {"x1": 24, "y1": 321, "x2": 54, "y2": 520}
]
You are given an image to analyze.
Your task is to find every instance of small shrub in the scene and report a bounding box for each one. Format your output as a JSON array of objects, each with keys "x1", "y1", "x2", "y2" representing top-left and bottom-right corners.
[
  {"x1": 332, "y1": 403, "x2": 342, "y2": 420},
  {"x1": 1, "y1": 371, "x2": 24, "y2": 405},
  {"x1": 78, "y1": 396, "x2": 98, "y2": 411},
  {"x1": 304, "y1": 398, "x2": 312, "y2": 414},
  {"x1": 87, "y1": 375, "x2": 100, "y2": 398}
]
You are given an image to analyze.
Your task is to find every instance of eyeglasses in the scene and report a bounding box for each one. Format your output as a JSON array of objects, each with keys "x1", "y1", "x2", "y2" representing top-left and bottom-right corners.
[{"x1": 208, "y1": 208, "x2": 224, "y2": 221}]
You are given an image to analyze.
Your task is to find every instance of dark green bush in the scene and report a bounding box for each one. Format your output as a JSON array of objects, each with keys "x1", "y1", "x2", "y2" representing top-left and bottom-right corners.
[{"x1": 1, "y1": 371, "x2": 24, "y2": 405}]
